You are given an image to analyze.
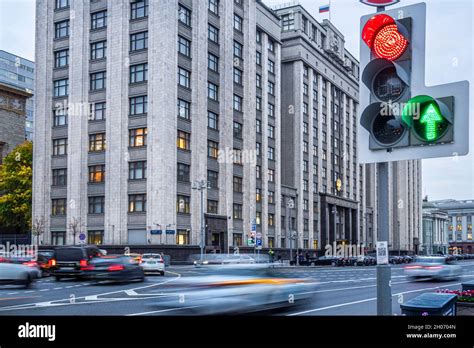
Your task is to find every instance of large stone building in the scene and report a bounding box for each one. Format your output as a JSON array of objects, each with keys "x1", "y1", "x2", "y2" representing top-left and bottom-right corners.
[
  {"x1": 421, "y1": 198, "x2": 449, "y2": 255},
  {"x1": 33, "y1": 0, "x2": 282, "y2": 249},
  {"x1": 0, "y1": 50, "x2": 35, "y2": 141}
]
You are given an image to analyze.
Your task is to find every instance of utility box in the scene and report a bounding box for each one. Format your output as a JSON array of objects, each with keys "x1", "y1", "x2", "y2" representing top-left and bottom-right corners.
[{"x1": 400, "y1": 293, "x2": 457, "y2": 316}]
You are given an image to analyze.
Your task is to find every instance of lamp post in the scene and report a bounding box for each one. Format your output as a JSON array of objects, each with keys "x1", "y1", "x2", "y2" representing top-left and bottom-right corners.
[
  {"x1": 192, "y1": 179, "x2": 208, "y2": 262},
  {"x1": 286, "y1": 198, "x2": 295, "y2": 264}
]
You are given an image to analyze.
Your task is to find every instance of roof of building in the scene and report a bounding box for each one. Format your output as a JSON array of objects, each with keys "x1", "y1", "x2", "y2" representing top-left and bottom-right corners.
[
  {"x1": 428, "y1": 199, "x2": 474, "y2": 211},
  {"x1": 0, "y1": 82, "x2": 33, "y2": 98}
]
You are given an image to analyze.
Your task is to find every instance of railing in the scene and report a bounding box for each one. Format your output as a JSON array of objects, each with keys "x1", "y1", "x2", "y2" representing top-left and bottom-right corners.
[{"x1": 0, "y1": 234, "x2": 32, "y2": 245}]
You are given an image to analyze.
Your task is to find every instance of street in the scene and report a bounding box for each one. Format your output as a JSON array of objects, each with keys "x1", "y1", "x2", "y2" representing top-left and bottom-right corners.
[{"x1": 1, "y1": 261, "x2": 473, "y2": 316}]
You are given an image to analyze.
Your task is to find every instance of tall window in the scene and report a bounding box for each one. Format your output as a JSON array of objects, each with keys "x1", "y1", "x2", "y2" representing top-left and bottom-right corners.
[
  {"x1": 208, "y1": 170, "x2": 219, "y2": 188},
  {"x1": 53, "y1": 108, "x2": 67, "y2": 127},
  {"x1": 208, "y1": 82, "x2": 219, "y2": 101},
  {"x1": 177, "y1": 230, "x2": 190, "y2": 245},
  {"x1": 268, "y1": 147, "x2": 274, "y2": 160},
  {"x1": 89, "y1": 133, "x2": 106, "y2": 152},
  {"x1": 178, "y1": 67, "x2": 191, "y2": 88},
  {"x1": 256, "y1": 51, "x2": 262, "y2": 65},
  {"x1": 233, "y1": 121, "x2": 243, "y2": 139},
  {"x1": 131, "y1": 0, "x2": 148, "y2": 20},
  {"x1": 88, "y1": 231, "x2": 104, "y2": 245},
  {"x1": 130, "y1": 31, "x2": 148, "y2": 51},
  {"x1": 90, "y1": 71, "x2": 106, "y2": 91},
  {"x1": 208, "y1": 53, "x2": 219, "y2": 72},
  {"x1": 178, "y1": 99, "x2": 190, "y2": 120},
  {"x1": 51, "y1": 232, "x2": 66, "y2": 245},
  {"x1": 52, "y1": 169, "x2": 67, "y2": 186},
  {"x1": 233, "y1": 94, "x2": 242, "y2": 112},
  {"x1": 208, "y1": 111, "x2": 219, "y2": 129},
  {"x1": 208, "y1": 24, "x2": 219, "y2": 43},
  {"x1": 268, "y1": 125, "x2": 274, "y2": 139},
  {"x1": 234, "y1": 14, "x2": 243, "y2": 32},
  {"x1": 91, "y1": 11, "x2": 107, "y2": 30},
  {"x1": 208, "y1": 140, "x2": 219, "y2": 159},
  {"x1": 90, "y1": 102, "x2": 106, "y2": 121},
  {"x1": 129, "y1": 161, "x2": 147, "y2": 180},
  {"x1": 268, "y1": 81, "x2": 275, "y2": 95},
  {"x1": 233, "y1": 204, "x2": 243, "y2": 220},
  {"x1": 208, "y1": 0, "x2": 219, "y2": 15},
  {"x1": 54, "y1": 49, "x2": 69, "y2": 68},
  {"x1": 89, "y1": 197, "x2": 105, "y2": 214},
  {"x1": 130, "y1": 96, "x2": 147, "y2": 115},
  {"x1": 233, "y1": 68, "x2": 243, "y2": 85},
  {"x1": 177, "y1": 163, "x2": 190, "y2": 182},
  {"x1": 178, "y1": 5, "x2": 191, "y2": 26},
  {"x1": 53, "y1": 138, "x2": 67, "y2": 156},
  {"x1": 177, "y1": 131, "x2": 190, "y2": 150},
  {"x1": 55, "y1": 0, "x2": 69, "y2": 10},
  {"x1": 52, "y1": 199, "x2": 67, "y2": 216},
  {"x1": 233, "y1": 176, "x2": 243, "y2": 193},
  {"x1": 55, "y1": 20, "x2": 69, "y2": 38},
  {"x1": 129, "y1": 194, "x2": 146, "y2": 212},
  {"x1": 207, "y1": 200, "x2": 219, "y2": 214},
  {"x1": 53, "y1": 79, "x2": 68, "y2": 97},
  {"x1": 177, "y1": 195, "x2": 190, "y2": 214},
  {"x1": 268, "y1": 169, "x2": 275, "y2": 182},
  {"x1": 89, "y1": 165, "x2": 105, "y2": 183},
  {"x1": 268, "y1": 59, "x2": 275, "y2": 74},
  {"x1": 233, "y1": 41, "x2": 243, "y2": 58},
  {"x1": 129, "y1": 128, "x2": 147, "y2": 147},
  {"x1": 178, "y1": 36, "x2": 191, "y2": 57},
  {"x1": 130, "y1": 63, "x2": 148, "y2": 83},
  {"x1": 91, "y1": 41, "x2": 107, "y2": 60}
]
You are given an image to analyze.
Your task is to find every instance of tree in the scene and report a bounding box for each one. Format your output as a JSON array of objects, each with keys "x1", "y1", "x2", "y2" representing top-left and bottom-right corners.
[
  {"x1": 31, "y1": 216, "x2": 45, "y2": 246},
  {"x1": 69, "y1": 217, "x2": 83, "y2": 245},
  {"x1": 0, "y1": 141, "x2": 32, "y2": 233}
]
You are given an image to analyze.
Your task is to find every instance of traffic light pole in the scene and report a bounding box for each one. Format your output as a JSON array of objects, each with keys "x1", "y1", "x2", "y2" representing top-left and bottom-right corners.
[{"x1": 377, "y1": 162, "x2": 392, "y2": 315}]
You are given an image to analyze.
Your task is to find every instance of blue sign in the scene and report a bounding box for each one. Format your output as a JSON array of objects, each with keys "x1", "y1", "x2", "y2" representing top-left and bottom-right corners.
[
  {"x1": 251, "y1": 224, "x2": 257, "y2": 231},
  {"x1": 256, "y1": 238, "x2": 262, "y2": 246},
  {"x1": 150, "y1": 230, "x2": 162, "y2": 235},
  {"x1": 166, "y1": 230, "x2": 175, "y2": 235},
  {"x1": 79, "y1": 233, "x2": 86, "y2": 241}
]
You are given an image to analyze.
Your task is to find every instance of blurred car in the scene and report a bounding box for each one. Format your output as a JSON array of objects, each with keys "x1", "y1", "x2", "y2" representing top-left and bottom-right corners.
[
  {"x1": 193, "y1": 254, "x2": 256, "y2": 266},
  {"x1": 405, "y1": 256, "x2": 462, "y2": 281},
  {"x1": 37, "y1": 250, "x2": 55, "y2": 276},
  {"x1": 50, "y1": 245, "x2": 102, "y2": 281},
  {"x1": 141, "y1": 253, "x2": 165, "y2": 276},
  {"x1": 81, "y1": 255, "x2": 145, "y2": 283},
  {"x1": 127, "y1": 253, "x2": 142, "y2": 264},
  {"x1": 4, "y1": 256, "x2": 43, "y2": 278},
  {"x1": 0, "y1": 263, "x2": 40, "y2": 288},
  {"x1": 155, "y1": 264, "x2": 318, "y2": 315}
]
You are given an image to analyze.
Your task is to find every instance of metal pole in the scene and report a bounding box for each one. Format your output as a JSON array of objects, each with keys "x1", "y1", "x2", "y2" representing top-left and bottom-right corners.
[
  {"x1": 289, "y1": 205, "x2": 293, "y2": 265},
  {"x1": 200, "y1": 186, "x2": 204, "y2": 262},
  {"x1": 377, "y1": 162, "x2": 392, "y2": 315}
]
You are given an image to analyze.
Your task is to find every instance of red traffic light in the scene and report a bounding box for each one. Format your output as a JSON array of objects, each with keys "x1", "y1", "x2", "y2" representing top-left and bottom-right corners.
[{"x1": 362, "y1": 14, "x2": 408, "y2": 61}]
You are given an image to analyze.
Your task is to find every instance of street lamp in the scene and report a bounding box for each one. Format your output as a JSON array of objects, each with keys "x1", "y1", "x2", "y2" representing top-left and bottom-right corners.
[
  {"x1": 332, "y1": 206, "x2": 338, "y2": 243},
  {"x1": 192, "y1": 179, "x2": 208, "y2": 262},
  {"x1": 286, "y1": 198, "x2": 295, "y2": 264}
]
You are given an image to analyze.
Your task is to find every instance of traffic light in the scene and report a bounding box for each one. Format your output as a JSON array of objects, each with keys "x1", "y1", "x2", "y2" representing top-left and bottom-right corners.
[
  {"x1": 248, "y1": 232, "x2": 256, "y2": 247},
  {"x1": 358, "y1": 3, "x2": 470, "y2": 163}
]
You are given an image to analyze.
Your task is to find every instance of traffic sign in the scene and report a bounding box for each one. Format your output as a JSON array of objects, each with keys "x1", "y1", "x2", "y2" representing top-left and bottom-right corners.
[
  {"x1": 150, "y1": 230, "x2": 163, "y2": 235},
  {"x1": 165, "y1": 230, "x2": 175, "y2": 235},
  {"x1": 79, "y1": 233, "x2": 86, "y2": 241},
  {"x1": 251, "y1": 223, "x2": 256, "y2": 232},
  {"x1": 360, "y1": 0, "x2": 399, "y2": 7}
]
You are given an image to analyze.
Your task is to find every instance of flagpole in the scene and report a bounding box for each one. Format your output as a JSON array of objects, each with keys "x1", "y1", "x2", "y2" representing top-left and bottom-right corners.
[{"x1": 329, "y1": 0, "x2": 332, "y2": 22}]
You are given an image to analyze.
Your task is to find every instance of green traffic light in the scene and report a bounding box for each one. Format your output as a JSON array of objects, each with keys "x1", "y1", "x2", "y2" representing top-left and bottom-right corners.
[{"x1": 402, "y1": 95, "x2": 450, "y2": 143}]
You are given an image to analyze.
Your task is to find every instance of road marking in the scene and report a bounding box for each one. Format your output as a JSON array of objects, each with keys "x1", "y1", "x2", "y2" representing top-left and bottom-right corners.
[
  {"x1": 289, "y1": 297, "x2": 377, "y2": 316},
  {"x1": 39, "y1": 289, "x2": 48, "y2": 292},
  {"x1": 53, "y1": 288, "x2": 62, "y2": 290},
  {"x1": 0, "y1": 296, "x2": 41, "y2": 301},
  {"x1": 7, "y1": 292, "x2": 19, "y2": 295},
  {"x1": 126, "y1": 306, "x2": 199, "y2": 316},
  {"x1": 125, "y1": 290, "x2": 138, "y2": 296}
]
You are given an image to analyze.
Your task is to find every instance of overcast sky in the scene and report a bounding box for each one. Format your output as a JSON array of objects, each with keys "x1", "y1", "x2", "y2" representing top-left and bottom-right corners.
[{"x1": 0, "y1": 0, "x2": 473, "y2": 201}]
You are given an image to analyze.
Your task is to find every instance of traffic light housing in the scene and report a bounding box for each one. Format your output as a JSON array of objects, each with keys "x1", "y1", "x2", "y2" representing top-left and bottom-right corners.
[{"x1": 358, "y1": 3, "x2": 470, "y2": 163}]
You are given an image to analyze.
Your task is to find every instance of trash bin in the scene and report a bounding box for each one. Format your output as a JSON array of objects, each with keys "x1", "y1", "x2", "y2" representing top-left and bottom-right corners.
[
  {"x1": 400, "y1": 293, "x2": 457, "y2": 316},
  {"x1": 462, "y1": 281, "x2": 474, "y2": 291}
]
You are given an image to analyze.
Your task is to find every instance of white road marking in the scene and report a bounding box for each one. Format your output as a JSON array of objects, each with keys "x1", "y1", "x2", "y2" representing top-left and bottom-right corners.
[{"x1": 126, "y1": 306, "x2": 199, "y2": 316}]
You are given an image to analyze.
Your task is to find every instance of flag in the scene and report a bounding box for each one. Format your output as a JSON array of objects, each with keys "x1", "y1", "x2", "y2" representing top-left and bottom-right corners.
[{"x1": 319, "y1": 4, "x2": 330, "y2": 13}]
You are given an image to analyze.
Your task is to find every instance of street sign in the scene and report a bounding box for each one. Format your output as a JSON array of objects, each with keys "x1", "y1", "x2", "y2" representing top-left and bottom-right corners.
[
  {"x1": 79, "y1": 233, "x2": 86, "y2": 241},
  {"x1": 360, "y1": 0, "x2": 399, "y2": 7},
  {"x1": 376, "y1": 241, "x2": 389, "y2": 265},
  {"x1": 358, "y1": 3, "x2": 470, "y2": 163},
  {"x1": 251, "y1": 223, "x2": 256, "y2": 232},
  {"x1": 248, "y1": 232, "x2": 256, "y2": 247},
  {"x1": 165, "y1": 230, "x2": 175, "y2": 235},
  {"x1": 150, "y1": 230, "x2": 162, "y2": 235}
]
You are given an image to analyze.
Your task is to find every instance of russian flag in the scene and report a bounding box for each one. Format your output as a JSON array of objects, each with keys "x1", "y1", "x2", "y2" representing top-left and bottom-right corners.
[{"x1": 319, "y1": 4, "x2": 330, "y2": 13}]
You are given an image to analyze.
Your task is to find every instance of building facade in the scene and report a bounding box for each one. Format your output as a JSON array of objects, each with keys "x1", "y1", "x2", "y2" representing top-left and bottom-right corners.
[
  {"x1": 421, "y1": 200, "x2": 449, "y2": 255},
  {"x1": 34, "y1": 0, "x2": 283, "y2": 249},
  {"x1": 0, "y1": 50, "x2": 35, "y2": 141}
]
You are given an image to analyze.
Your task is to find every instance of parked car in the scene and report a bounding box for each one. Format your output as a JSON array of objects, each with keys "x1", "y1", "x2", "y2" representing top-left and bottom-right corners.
[
  {"x1": 141, "y1": 253, "x2": 165, "y2": 276},
  {"x1": 0, "y1": 263, "x2": 40, "y2": 288},
  {"x1": 405, "y1": 256, "x2": 462, "y2": 281},
  {"x1": 315, "y1": 256, "x2": 339, "y2": 266},
  {"x1": 81, "y1": 255, "x2": 145, "y2": 283},
  {"x1": 50, "y1": 245, "x2": 102, "y2": 281}
]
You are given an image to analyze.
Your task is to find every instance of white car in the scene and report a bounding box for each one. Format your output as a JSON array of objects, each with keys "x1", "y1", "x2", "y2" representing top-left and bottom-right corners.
[
  {"x1": 140, "y1": 254, "x2": 165, "y2": 276},
  {"x1": 405, "y1": 256, "x2": 462, "y2": 281},
  {"x1": 0, "y1": 263, "x2": 40, "y2": 288}
]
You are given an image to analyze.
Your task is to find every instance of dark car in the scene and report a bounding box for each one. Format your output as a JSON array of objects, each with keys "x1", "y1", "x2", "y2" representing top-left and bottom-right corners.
[
  {"x1": 51, "y1": 246, "x2": 102, "y2": 281},
  {"x1": 80, "y1": 255, "x2": 145, "y2": 283},
  {"x1": 315, "y1": 256, "x2": 339, "y2": 266}
]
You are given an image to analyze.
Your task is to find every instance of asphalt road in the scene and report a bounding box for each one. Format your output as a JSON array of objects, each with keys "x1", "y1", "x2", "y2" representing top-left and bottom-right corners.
[{"x1": 1, "y1": 261, "x2": 473, "y2": 316}]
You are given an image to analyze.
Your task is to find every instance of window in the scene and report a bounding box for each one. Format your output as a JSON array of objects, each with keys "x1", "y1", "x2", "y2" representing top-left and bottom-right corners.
[
  {"x1": 89, "y1": 133, "x2": 106, "y2": 152},
  {"x1": 177, "y1": 195, "x2": 190, "y2": 214},
  {"x1": 91, "y1": 11, "x2": 107, "y2": 30},
  {"x1": 233, "y1": 176, "x2": 243, "y2": 193},
  {"x1": 268, "y1": 81, "x2": 275, "y2": 95},
  {"x1": 256, "y1": 97, "x2": 262, "y2": 111},
  {"x1": 256, "y1": 188, "x2": 261, "y2": 202},
  {"x1": 256, "y1": 51, "x2": 262, "y2": 66},
  {"x1": 52, "y1": 199, "x2": 67, "y2": 216},
  {"x1": 178, "y1": 99, "x2": 190, "y2": 120},
  {"x1": 268, "y1": 169, "x2": 274, "y2": 182},
  {"x1": 233, "y1": 94, "x2": 242, "y2": 112},
  {"x1": 303, "y1": 180, "x2": 308, "y2": 191},
  {"x1": 268, "y1": 125, "x2": 274, "y2": 139},
  {"x1": 268, "y1": 103, "x2": 274, "y2": 117},
  {"x1": 208, "y1": 111, "x2": 219, "y2": 129},
  {"x1": 256, "y1": 119, "x2": 262, "y2": 134},
  {"x1": 177, "y1": 131, "x2": 190, "y2": 150},
  {"x1": 177, "y1": 163, "x2": 190, "y2": 182},
  {"x1": 268, "y1": 191, "x2": 275, "y2": 204},
  {"x1": 303, "y1": 102, "x2": 308, "y2": 115},
  {"x1": 256, "y1": 212, "x2": 261, "y2": 225},
  {"x1": 178, "y1": 36, "x2": 191, "y2": 57},
  {"x1": 268, "y1": 147, "x2": 275, "y2": 160},
  {"x1": 233, "y1": 204, "x2": 243, "y2": 220},
  {"x1": 88, "y1": 231, "x2": 104, "y2": 245},
  {"x1": 89, "y1": 196, "x2": 105, "y2": 214},
  {"x1": 130, "y1": 96, "x2": 147, "y2": 115},
  {"x1": 234, "y1": 14, "x2": 243, "y2": 31},
  {"x1": 233, "y1": 41, "x2": 243, "y2": 58},
  {"x1": 53, "y1": 79, "x2": 68, "y2": 97},
  {"x1": 55, "y1": 20, "x2": 69, "y2": 39},
  {"x1": 208, "y1": 170, "x2": 219, "y2": 188},
  {"x1": 177, "y1": 230, "x2": 190, "y2": 245},
  {"x1": 233, "y1": 68, "x2": 243, "y2": 85},
  {"x1": 129, "y1": 128, "x2": 147, "y2": 147},
  {"x1": 303, "y1": 141, "x2": 308, "y2": 153},
  {"x1": 52, "y1": 169, "x2": 67, "y2": 186},
  {"x1": 131, "y1": 0, "x2": 148, "y2": 20},
  {"x1": 303, "y1": 83, "x2": 309, "y2": 96},
  {"x1": 282, "y1": 13, "x2": 295, "y2": 31},
  {"x1": 233, "y1": 122, "x2": 243, "y2": 139},
  {"x1": 207, "y1": 200, "x2": 218, "y2": 214},
  {"x1": 53, "y1": 108, "x2": 67, "y2": 127},
  {"x1": 130, "y1": 63, "x2": 148, "y2": 83},
  {"x1": 208, "y1": 24, "x2": 219, "y2": 43},
  {"x1": 268, "y1": 214, "x2": 274, "y2": 226},
  {"x1": 256, "y1": 74, "x2": 262, "y2": 88},
  {"x1": 208, "y1": 82, "x2": 219, "y2": 101},
  {"x1": 256, "y1": 142, "x2": 261, "y2": 156},
  {"x1": 177, "y1": 67, "x2": 191, "y2": 88},
  {"x1": 129, "y1": 194, "x2": 146, "y2": 213},
  {"x1": 208, "y1": 0, "x2": 219, "y2": 15},
  {"x1": 256, "y1": 165, "x2": 261, "y2": 179},
  {"x1": 268, "y1": 40, "x2": 274, "y2": 52},
  {"x1": 91, "y1": 102, "x2": 106, "y2": 121},
  {"x1": 303, "y1": 200, "x2": 309, "y2": 211},
  {"x1": 90, "y1": 41, "x2": 106, "y2": 60},
  {"x1": 89, "y1": 165, "x2": 105, "y2": 183},
  {"x1": 178, "y1": 5, "x2": 191, "y2": 26},
  {"x1": 208, "y1": 140, "x2": 219, "y2": 159},
  {"x1": 256, "y1": 30, "x2": 262, "y2": 44},
  {"x1": 51, "y1": 231, "x2": 66, "y2": 246},
  {"x1": 130, "y1": 31, "x2": 148, "y2": 51},
  {"x1": 90, "y1": 71, "x2": 106, "y2": 91},
  {"x1": 53, "y1": 138, "x2": 67, "y2": 156},
  {"x1": 54, "y1": 49, "x2": 69, "y2": 68},
  {"x1": 55, "y1": 0, "x2": 69, "y2": 10},
  {"x1": 268, "y1": 59, "x2": 275, "y2": 74},
  {"x1": 303, "y1": 160, "x2": 308, "y2": 172},
  {"x1": 208, "y1": 53, "x2": 219, "y2": 72},
  {"x1": 129, "y1": 161, "x2": 147, "y2": 180},
  {"x1": 303, "y1": 122, "x2": 309, "y2": 134}
]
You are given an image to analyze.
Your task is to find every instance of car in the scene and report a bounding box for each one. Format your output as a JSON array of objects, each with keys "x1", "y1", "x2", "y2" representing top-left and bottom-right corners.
[
  {"x1": 141, "y1": 253, "x2": 165, "y2": 276},
  {"x1": 36, "y1": 250, "x2": 55, "y2": 276},
  {"x1": 404, "y1": 256, "x2": 462, "y2": 281},
  {"x1": 50, "y1": 245, "x2": 102, "y2": 281},
  {"x1": 3, "y1": 256, "x2": 43, "y2": 278},
  {"x1": 0, "y1": 263, "x2": 39, "y2": 288},
  {"x1": 315, "y1": 256, "x2": 339, "y2": 266},
  {"x1": 81, "y1": 255, "x2": 145, "y2": 283},
  {"x1": 126, "y1": 253, "x2": 142, "y2": 264},
  {"x1": 193, "y1": 254, "x2": 256, "y2": 266}
]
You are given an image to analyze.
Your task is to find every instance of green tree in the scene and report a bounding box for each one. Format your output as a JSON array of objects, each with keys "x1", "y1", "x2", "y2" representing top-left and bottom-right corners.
[{"x1": 0, "y1": 141, "x2": 33, "y2": 232}]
